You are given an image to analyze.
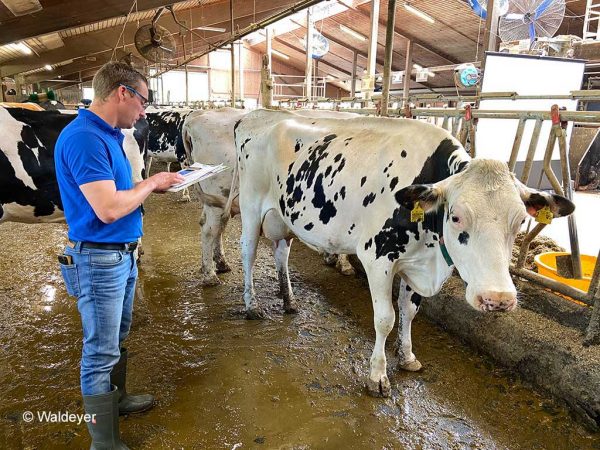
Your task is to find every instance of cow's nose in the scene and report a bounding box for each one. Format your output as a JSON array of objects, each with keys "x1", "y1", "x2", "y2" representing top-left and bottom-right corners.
[{"x1": 476, "y1": 291, "x2": 517, "y2": 312}]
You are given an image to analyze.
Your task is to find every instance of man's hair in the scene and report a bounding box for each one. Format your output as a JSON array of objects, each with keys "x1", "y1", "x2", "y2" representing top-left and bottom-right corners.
[{"x1": 92, "y1": 62, "x2": 147, "y2": 101}]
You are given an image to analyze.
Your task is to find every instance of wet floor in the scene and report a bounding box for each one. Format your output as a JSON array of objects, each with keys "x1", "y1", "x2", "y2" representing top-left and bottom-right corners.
[{"x1": 0, "y1": 186, "x2": 599, "y2": 449}]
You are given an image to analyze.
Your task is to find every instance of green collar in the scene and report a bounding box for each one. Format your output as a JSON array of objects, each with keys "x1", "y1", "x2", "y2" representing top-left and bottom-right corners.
[{"x1": 439, "y1": 236, "x2": 454, "y2": 266}]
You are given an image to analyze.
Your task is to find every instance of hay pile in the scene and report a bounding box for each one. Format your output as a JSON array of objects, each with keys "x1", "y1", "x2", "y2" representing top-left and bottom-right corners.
[{"x1": 512, "y1": 232, "x2": 565, "y2": 271}]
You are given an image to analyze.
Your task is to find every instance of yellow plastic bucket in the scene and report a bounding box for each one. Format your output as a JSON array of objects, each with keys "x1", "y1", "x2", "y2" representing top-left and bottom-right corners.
[{"x1": 534, "y1": 252, "x2": 596, "y2": 293}]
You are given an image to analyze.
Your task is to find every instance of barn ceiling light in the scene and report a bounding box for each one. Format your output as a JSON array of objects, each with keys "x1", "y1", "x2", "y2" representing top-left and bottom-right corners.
[
  {"x1": 193, "y1": 26, "x2": 226, "y2": 32},
  {"x1": 404, "y1": 3, "x2": 435, "y2": 24},
  {"x1": 1, "y1": 0, "x2": 42, "y2": 16},
  {"x1": 272, "y1": 49, "x2": 290, "y2": 60},
  {"x1": 12, "y1": 41, "x2": 32, "y2": 55},
  {"x1": 340, "y1": 24, "x2": 366, "y2": 41},
  {"x1": 44, "y1": 64, "x2": 52, "y2": 71}
]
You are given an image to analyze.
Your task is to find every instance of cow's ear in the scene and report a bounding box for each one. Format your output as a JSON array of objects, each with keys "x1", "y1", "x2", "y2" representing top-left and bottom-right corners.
[
  {"x1": 394, "y1": 184, "x2": 444, "y2": 213},
  {"x1": 516, "y1": 180, "x2": 575, "y2": 218}
]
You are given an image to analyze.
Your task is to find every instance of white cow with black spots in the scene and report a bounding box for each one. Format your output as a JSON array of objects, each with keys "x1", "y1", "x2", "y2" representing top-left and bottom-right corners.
[
  {"x1": 181, "y1": 108, "x2": 358, "y2": 286},
  {"x1": 233, "y1": 109, "x2": 575, "y2": 397},
  {"x1": 0, "y1": 106, "x2": 147, "y2": 223}
]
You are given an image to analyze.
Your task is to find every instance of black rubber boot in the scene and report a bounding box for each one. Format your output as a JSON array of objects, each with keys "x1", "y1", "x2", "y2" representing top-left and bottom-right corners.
[
  {"x1": 83, "y1": 385, "x2": 129, "y2": 450},
  {"x1": 110, "y1": 348, "x2": 155, "y2": 415}
]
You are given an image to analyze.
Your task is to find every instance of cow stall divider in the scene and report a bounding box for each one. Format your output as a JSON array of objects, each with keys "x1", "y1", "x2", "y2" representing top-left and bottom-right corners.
[{"x1": 327, "y1": 98, "x2": 600, "y2": 345}]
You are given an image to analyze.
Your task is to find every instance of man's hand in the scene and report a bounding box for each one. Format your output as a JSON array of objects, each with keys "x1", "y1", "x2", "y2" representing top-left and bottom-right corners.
[{"x1": 149, "y1": 172, "x2": 185, "y2": 192}]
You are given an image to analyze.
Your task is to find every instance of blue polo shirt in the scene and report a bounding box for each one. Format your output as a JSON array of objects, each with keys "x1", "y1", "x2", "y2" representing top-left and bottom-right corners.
[{"x1": 55, "y1": 109, "x2": 142, "y2": 243}]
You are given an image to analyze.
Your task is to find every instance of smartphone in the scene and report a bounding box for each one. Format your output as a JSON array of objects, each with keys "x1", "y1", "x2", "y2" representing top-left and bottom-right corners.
[{"x1": 58, "y1": 254, "x2": 73, "y2": 265}]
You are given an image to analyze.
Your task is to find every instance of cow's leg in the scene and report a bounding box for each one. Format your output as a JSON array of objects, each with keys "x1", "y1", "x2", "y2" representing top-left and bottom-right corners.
[
  {"x1": 146, "y1": 156, "x2": 153, "y2": 177},
  {"x1": 272, "y1": 238, "x2": 297, "y2": 314},
  {"x1": 336, "y1": 254, "x2": 355, "y2": 276},
  {"x1": 262, "y1": 209, "x2": 295, "y2": 313},
  {"x1": 198, "y1": 207, "x2": 221, "y2": 286},
  {"x1": 241, "y1": 209, "x2": 265, "y2": 320},
  {"x1": 396, "y1": 279, "x2": 422, "y2": 372},
  {"x1": 362, "y1": 260, "x2": 395, "y2": 398},
  {"x1": 213, "y1": 214, "x2": 231, "y2": 274},
  {"x1": 322, "y1": 252, "x2": 337, "y2": 266}
]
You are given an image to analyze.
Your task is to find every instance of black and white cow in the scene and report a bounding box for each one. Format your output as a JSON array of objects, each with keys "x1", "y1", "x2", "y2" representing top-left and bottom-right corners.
[
  {"x1": 233, "y1": 109, "x2": 575, "y2": 397},
  {"x1": 145, "y1": 108, "x2": 198, "y2": 201},
  {"x1": 145, "y1": 108, "x2": 196, "y2": 171},
  {"x1": 0, "y1": 106, "x2": 147, "y2": 224}
]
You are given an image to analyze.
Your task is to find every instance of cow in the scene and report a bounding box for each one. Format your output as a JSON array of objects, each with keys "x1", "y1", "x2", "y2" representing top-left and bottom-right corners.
[
  {"x1": 145, "y1": 108, "x2": 195, "y2": 172},
  {"x1": 181, "y1": 107, "x2": 247, "y2": 286},
  {"x1": 232, "y1": 109, "x2": 575, "y2": 397},
  {"x1": 0, "y1": 106, "x2": 147, "y2": 224},
  {"x1": 181, "y1": 108, "x2": 358, "y2": 286},
  {"x1": 145, "y1": 108, "x2": 197, "y2": 201}
]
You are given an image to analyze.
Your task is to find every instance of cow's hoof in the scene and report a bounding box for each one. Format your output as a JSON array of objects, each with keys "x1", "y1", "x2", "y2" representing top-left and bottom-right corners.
[
  {"x1": 366, "y1": 375, "x2": 391, "y2": 398},
  {"x1": 284, "y1": 301, "x2": 299, "y2": 314},
  {"x1": 215, "y1": 261, "x2": 231, "y2": 274},
  {"x1": 246, "y1": 307, "x2": 266, "y2": 320},
  {"x1": 200, "y1": 273, "x2": 221, "y2": 287},
  {"x1": 339, "y1": 265, "x2": 356, "y2": 276},
  {"x1": 398, "y1": 359, "x2": 422, "y2": 372},
  {"x1": 323, "y1": 254, "x2": 337, "y2": 266}
]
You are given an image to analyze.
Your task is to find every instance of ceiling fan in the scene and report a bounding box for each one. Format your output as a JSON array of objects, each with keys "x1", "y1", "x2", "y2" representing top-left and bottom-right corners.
[{"x1": 134, "y1": 8, "x2": 176, "y2": 63}]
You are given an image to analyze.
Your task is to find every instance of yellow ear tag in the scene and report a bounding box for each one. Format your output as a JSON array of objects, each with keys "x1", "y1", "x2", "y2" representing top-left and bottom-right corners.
[
  {"x1": 535, "y1": 206, "x2": 553, "y2": 224},
  {"x1": 411, "y1": 201, "x2": 425, "y2": 223}
]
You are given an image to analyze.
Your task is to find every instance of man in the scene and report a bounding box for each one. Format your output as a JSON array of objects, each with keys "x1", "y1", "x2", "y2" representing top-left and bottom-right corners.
[{"x1": 55, "y1": 62, "x2": 184, "y2": 449}]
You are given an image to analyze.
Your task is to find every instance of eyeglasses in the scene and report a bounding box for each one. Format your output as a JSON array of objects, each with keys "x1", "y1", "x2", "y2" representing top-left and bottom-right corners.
[{"x1": 120, "y1": 84, "x2": 148, "y2": 108}]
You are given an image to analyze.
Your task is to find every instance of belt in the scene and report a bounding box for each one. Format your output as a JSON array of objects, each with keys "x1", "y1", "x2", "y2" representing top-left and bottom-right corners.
[{"x1": 69, "y1": 240, "x2": 138, "y2": 252}]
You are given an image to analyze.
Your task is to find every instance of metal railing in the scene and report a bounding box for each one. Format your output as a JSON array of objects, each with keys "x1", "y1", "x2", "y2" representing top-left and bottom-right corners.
[{"x1": 272, "y1": 75, "x2": 327, "y2": 100}]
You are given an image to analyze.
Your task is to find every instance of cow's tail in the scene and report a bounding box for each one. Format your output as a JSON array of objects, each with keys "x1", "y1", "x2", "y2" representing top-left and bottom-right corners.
[
  {"x1": 220, "y1": 145, "x2": 240, "y2": 226},
  {"x1": 180, "y1": 123, "x2": 193, "y2": 167}
]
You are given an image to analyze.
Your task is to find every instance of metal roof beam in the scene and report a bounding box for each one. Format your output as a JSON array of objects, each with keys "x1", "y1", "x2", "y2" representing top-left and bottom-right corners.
[
  {"x1": 0, "y1": 0, "x2": 299, "y2": 76},
  {"x1": 273, "y1": 36, "x2": 352, "y2": 77},
  {"x1": 337, "y1": 0, "x2": 460, "y2": 65}
]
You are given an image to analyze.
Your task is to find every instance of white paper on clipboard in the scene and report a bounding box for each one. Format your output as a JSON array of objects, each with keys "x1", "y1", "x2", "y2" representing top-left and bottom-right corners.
[{"x1": 167, "y1": 162, "x2": 228, "y2": 192}]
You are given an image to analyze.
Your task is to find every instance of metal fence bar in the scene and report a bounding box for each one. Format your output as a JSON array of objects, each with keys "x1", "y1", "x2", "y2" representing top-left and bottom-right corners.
[
  {"x1": 338, "y1": 107, "x2": 600, "y2": 123},
  {"x1": 508, "y1": 117, "x2": 527, "y2": 171},
  {"x1": 520, "y1": 119, "x2": 544, "y2": 184},
  {"x1": 405, "y1": 90, "x2": 600, "y2": 105},
  {"x1": 553, "y1": 108, "x2": 583, "y2": 280}
]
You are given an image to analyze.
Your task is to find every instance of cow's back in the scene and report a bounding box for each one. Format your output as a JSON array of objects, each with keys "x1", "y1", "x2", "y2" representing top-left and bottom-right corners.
[
  {"x1": 181, "y1": 107, "x2": 247, "y2": 197},
  {"x1": 237, "y1": 110, "x2": 466, "y2": 254}
]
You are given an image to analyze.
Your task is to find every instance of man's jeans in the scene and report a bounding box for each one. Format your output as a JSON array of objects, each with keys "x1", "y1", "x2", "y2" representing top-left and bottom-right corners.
[{"x1": 59, "y1": 242, "x2": 137, "y2": 395}]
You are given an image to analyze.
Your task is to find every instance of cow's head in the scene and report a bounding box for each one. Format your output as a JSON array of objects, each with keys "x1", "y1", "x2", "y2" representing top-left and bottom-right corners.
[{"x1": 395, "y1": 159, "x2": 575, "y2": 312}]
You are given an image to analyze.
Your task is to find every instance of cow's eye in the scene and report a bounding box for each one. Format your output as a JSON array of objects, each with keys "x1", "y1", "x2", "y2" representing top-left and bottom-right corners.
[{"x1": 451, "y1": 216, "x2": 460, "y2": 223}]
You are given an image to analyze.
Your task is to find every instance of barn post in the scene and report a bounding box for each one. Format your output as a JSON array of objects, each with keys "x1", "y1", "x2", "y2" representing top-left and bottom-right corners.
[
  {"x1": 230, "y1": 0, "x2": 235, "y2": 107},
  {"x1": 351, "y1": 50, "x2": 358, "y2": 98},
  {"x1": 364, "y1": 0, "x2": 380, "y2": 101},
  {"x1": 381, "y1": 0, "x2": 397, "y2": 116},
  {"x1": 402, "y1": 40, "x2": 413, "y2": 108},
  {"x1": 480, "y1": 0, "x2": 498, "y2": 74},
  {"x1": 305, "y1": 6, "x2": 314, "y2": 101}
]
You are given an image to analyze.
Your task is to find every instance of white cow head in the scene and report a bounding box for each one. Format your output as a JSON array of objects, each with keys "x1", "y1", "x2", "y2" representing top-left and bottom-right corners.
[{"x1": 395, "y1": 159, "x2": 575, "y2": 312}]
